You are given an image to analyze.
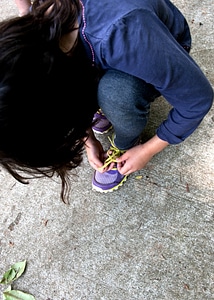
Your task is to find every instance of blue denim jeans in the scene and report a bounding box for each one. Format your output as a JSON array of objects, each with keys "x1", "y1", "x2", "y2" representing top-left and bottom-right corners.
[{"x1": 97, "y1": 69, "x2": 161, "y2": 150}]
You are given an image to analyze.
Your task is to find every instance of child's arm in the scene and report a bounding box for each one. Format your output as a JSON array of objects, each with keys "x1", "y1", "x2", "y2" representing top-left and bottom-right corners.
[{"x1": 15, "y1": 0, "x2": 31, "y2": 16}]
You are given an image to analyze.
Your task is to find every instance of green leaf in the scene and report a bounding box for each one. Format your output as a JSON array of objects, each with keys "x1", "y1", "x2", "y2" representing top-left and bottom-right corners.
[
  {"x1": 3, "y1": 290, "x2": 35, "y2": 300},
  {"x1": 4, "y1": 286, "x2": 12, "y2": 292},
  {"x1": 0, "y1": 269, "x2": 16, "y2": 285},
  {"x1": 0, "y1": 261, "x2": 27, "y2": 284},
  {"x1": 3, "y1": 286, "x2": 12, "y2": 300}
]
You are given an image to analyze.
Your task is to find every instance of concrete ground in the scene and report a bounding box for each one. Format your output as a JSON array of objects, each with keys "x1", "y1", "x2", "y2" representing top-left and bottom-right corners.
[{"x1": 0, "y1": 1, "x2": 214, "y2": 299}]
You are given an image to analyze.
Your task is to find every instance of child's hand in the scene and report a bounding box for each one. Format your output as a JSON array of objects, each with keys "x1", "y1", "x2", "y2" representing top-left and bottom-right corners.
[
  {"x1": 85, "y1": 138, "x2": 106, "y2": 171},
  {"x1": 116, "y1": 144, "x2": 153, "y2": 175},
  {"x1": 84, "y1": 128, "x2": 111, "y2": 172},
  {"x1": 116, "y1": 135, "x2": 169, "y2": 175},
  {"x1": 15, "y1": 0, "x2": 31, "y2": 16}
]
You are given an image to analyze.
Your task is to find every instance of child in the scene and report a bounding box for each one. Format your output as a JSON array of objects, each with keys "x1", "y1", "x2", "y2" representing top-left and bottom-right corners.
[{"x1": 0, "y1": 0, "x2": 213, "y2": 202}]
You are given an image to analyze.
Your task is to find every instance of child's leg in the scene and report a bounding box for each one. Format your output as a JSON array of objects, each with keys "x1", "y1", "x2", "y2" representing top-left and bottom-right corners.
[{"x1": 97, "y1": 70, "x2": 160, "y2": 150}]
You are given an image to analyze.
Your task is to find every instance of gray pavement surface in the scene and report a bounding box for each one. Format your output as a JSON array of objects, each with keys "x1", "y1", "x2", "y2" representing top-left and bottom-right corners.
[{"x1": 0, "y1": 1, "x2": 214, "y2": 299}]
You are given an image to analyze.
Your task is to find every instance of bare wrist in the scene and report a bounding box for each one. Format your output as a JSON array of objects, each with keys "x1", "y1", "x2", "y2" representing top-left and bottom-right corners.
[
  {"x1": 144, "y1": 134, "x2": 169, "y2": 156},
  {"x1": 84, "y1": 128, "x2": 98, "y2": 147}
]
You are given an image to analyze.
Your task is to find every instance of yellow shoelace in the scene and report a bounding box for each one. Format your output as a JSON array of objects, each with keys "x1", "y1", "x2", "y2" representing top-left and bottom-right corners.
[
  {"x1": 99, "y1": 136, "x2": 125, "y2": 170},
  {"x1": 97, "y1": 108, "x2": 105, "y2": 116}
]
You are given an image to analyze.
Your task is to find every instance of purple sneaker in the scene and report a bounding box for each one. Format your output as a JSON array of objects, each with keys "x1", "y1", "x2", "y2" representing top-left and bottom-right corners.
[
  {"x1": 92, "y1": 110, "x2": 112, "y2": 134},
  {"x1": 92, "y1": 136, "x2": 127, "y2": 193},
  {"x1": 92, "y1": 167, "x2": 127, "y2": 193}
]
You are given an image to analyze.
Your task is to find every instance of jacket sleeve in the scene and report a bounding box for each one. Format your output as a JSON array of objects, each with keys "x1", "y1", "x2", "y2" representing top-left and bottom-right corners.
[{"x1": 101, "y1": 9, "x2": 213, "y2": 144}]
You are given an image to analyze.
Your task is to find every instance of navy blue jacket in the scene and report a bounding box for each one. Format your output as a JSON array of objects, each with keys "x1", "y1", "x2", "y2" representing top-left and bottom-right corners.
[{"x1": 79, "y1": 0, "x2": 213, "y2": 144}]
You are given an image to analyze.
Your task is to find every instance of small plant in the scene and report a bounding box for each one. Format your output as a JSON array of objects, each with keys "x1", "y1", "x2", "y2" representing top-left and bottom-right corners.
[{"x1": 0, "y1": 260, "x2": 35, "y2": 299}]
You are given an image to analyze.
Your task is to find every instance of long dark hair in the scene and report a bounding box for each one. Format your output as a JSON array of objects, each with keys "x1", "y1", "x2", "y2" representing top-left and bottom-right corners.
[{"x1": 0, "y1": 0, "x2": 99, "y2": 203}]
